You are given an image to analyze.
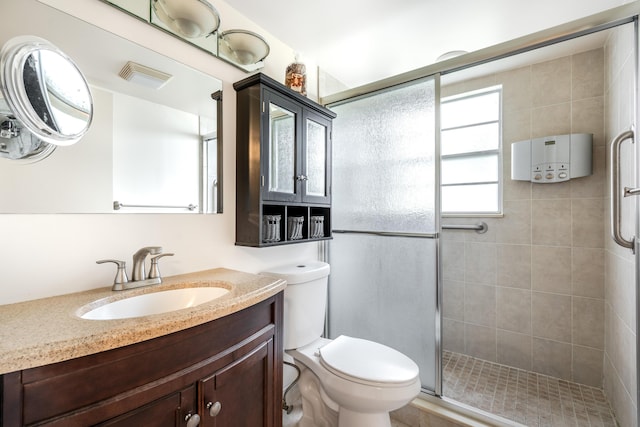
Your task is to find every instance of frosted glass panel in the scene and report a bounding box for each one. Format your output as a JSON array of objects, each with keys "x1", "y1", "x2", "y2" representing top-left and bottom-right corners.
[
  {"x1": 331, "y1": 79, "x2": 436, "y2": 233},
  {"x1": 442, "y1": 183, "x2": 498, "y2": 213},
  {"x1": 306, "y1": 119, "x2": 326, "y2": 197},
  {"x1": 328, "y1": 234, "x2": 438, "y2": 391},
  {"x1": 269, "y1": 103, "x2": 296, "y2": 194},
  {"x1": 441, "y1": 122, "x2": 499, "y2": 155},
  {"x1": 441, "y1": 154, "x2": 499, "y2": 185},
  {"x1": 441, "y1": 91, "x2": 499, "y2": 129},
  {"x1": 328, "y1": 77, "x2": 438, "y2": 392}
]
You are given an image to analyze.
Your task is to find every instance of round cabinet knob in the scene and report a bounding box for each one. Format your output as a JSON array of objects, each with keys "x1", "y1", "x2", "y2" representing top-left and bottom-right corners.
[
  {"x1": 207, "y1": 401, "x2": 222, "y2": 417},
  {"x1": 185, "y1": 412, "x2": 200, "y2": 427}
]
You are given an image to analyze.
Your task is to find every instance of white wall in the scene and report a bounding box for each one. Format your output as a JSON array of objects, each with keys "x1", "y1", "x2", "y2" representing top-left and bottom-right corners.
[{"x1": 0, "y1": 0, "x2": 320, "y2": 304}]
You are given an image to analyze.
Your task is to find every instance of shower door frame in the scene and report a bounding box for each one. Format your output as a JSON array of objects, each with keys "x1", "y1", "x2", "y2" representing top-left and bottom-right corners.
[{"x1": 322, "y1": 1, "x2": 640, "y2": 416}]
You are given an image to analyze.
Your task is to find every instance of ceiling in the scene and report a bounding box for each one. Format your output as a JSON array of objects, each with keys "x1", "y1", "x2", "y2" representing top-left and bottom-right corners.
[{"x1": 226, "y1": 0, "x2": 626, "y2": 90}]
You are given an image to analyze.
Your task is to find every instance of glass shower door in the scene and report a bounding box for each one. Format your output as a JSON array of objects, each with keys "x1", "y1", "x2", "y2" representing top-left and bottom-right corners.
[{"x1": 328, "y1": 77, "x2": 439, "y2": 392}]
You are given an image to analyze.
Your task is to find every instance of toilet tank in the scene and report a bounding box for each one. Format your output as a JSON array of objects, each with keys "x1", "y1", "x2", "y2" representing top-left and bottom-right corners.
[{"x1": 261, "y1": 261, "x2": 330, "y2": 350}]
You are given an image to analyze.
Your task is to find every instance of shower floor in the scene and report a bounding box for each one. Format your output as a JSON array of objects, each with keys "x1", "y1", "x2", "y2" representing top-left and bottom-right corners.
[{"x1": 443, "y1": 351, "x2": 617, "y2": 427}]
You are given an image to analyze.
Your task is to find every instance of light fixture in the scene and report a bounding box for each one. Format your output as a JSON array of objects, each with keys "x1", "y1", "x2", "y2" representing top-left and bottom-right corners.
[
  {"x1": 436, "y1": 50, "x2": 468, "y2": 61},
  {"x1": 152, "y1": 0, "x2": 221, "y2": 39},
  {"x1": 219, "y1": 30, "x2": 270, "y2": 66},
  {"x1": 118, "y1": 61, "x2": 173, "y2": 89}
]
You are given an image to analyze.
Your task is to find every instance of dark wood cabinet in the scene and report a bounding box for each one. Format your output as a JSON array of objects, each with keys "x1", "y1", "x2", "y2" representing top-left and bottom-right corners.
[
  {"x1": 234, "y1": 73, "x2": 336, "y2": 247},
  {"x1": 1, "y1": 293, "x2": 283, "y2": 427}
]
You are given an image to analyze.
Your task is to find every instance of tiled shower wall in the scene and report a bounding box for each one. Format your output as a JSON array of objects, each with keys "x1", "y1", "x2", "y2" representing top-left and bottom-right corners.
[
  {"x1": 442, "y1": 47, "x2": 607, "y2": 387},
  {"x1": 603, "y1": 24, "x2": 637, "y2": 427}
]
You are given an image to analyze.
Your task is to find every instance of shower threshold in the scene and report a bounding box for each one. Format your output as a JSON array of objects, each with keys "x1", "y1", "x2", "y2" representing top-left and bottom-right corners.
[{"x1": 442, "y1": 351, "x2": 617, "y2": 427}]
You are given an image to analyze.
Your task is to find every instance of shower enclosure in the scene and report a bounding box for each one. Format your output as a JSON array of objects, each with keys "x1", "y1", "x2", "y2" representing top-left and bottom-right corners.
[{"x1": 325, "y1": 5, "x2": 639, "y2": 426}]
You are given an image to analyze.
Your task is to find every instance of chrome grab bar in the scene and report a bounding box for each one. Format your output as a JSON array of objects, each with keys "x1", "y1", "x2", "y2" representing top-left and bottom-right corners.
[
  {"x1": 610, "y1": 129, "x2": 635, "y2": 251},
  {"x1": 442, "y1": 222, "x2": 488, "y2": 234},
  {"x1": 113, "y1": 201, "x2": 198, "y2": 211}
]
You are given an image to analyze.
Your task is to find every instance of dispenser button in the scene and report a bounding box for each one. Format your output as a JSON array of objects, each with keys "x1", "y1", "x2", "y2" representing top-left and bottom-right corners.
[
  {"x1": 534, "y1": 173, "x2": 542, "y2": 181},
  {"x1": 558, "y1": 172, "x2": 568, "y2": 179},
  {"x1": 546, "y1": 173, "x2": 554, "y2": 180}
]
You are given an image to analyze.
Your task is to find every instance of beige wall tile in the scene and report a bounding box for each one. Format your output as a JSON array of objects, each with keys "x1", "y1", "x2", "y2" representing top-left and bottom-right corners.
[
  {"x1": 572, "y1": 345, "x2": 603, "y2": 387},
  {"x1": 441, "y1": 240, "x2": 465, "y2": 281},
  {"x1": 443, "y1": 280, "x2": 464, "y2": 321},
  {"x1": 443, "y1": 319, "x2": 464, "y2": 353},
  {"x1": 572, "y1": 247, "x2": 604, "y2": 298},
  {"x1": 531, "y1": 245, "x2": 572, "y2": 294},
  {"x1": 572, "y1": 49, "x2": 604, "y2": 100},
  {"x1": 496, "y1": 200, "x2": 531, "y2": 244},
  {"x1": 465, "y1": 323, "x2": 496, "y2": 362},
  {"x1": 464, "y1": 242, "x2": 496, "y2": 285},
  {"x1": 571, "y1": 145, "x2": 605, "y2": 199},
  {"x1": 497, "y1": 287, "x2": 531, "y2": 334},
  {"x1": 497, "y1": 244, "x2": 531, "y2": 289},
  {"x1": 498, "y1": 65, "x2": 532, "y2": 112},
  {"x1": 531, "y1": 103, "x2": 572, "y2": 138},
  {"x1": 532, "y1": 292, "x2": 572, "y2": 342},
  {"x1": 503, "y1": 156, "x2": 532, "y2": 201},
  {"x1": 572, "y1": 198, "x2": 604, "y2": 248},
  {"x1": 532, "y1": 180, "x2": 571, "y2": 200},
  {"x1": 571, "y1": 96, "x2": 605, "y2": 146},
  {"x1": 503, "y1": 107, "x2": 531, "y2": 147},
  {"x1": 464, "y1": 284, "x2": 496, "y2": 328},
  {"x1": 573, "y1": 297, "x2": 604, "y2": 349},
  {"x1": 532, "y1": 199, "x2": 572, "y2": 246},
  {"x1": 531, "y1": 57, "x2": 571, "y2": 107},
  {"x1": 497, "y1": 329, "x2": 532, "y2": 370},
  {"x1": 532, "y1": 337, "x2": 572, "y2": 380}
]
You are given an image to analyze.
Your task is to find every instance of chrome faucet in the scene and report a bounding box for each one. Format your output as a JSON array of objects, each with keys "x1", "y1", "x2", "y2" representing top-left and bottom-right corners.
[
  {"x1": 97, "y1": 246, "x2": 173, "y2": 291},
  {"x1": 132, "y1": 246, "x2": 163, "y2": 281}
]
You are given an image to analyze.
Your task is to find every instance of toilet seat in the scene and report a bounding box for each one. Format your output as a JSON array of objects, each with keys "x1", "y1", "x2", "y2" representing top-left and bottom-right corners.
[{"x1": 318, "y1": 335, "x2": 419, "y2": 387}]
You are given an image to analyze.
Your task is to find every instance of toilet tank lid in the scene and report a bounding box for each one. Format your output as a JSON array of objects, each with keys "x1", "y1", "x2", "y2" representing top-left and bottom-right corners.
[{"x1": 260, "y1": 261, "x2": 330, "y2": 285}]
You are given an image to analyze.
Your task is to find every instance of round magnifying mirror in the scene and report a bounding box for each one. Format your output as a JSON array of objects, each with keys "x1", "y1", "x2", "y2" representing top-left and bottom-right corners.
[{"x1": 0, "y1": 35, "x2": 93, "y2": 147}]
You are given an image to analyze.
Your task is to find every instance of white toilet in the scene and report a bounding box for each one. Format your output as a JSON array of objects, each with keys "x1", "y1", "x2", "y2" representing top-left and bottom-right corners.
[{"x1": 262, "y1": 261, "x2": 421, "y2": 427}]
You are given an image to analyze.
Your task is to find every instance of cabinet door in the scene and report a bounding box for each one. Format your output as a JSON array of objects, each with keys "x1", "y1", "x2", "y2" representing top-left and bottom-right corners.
[
  {"x1": 200, "y1": 339, "x2": 275, "y2": 427},
  {"x1": 262, "y1": 88, "x2": 303, "y2": 202},
  {"x1": 96, "y1": 386, "x2": 197, "y2": 427},
  {"x1": 302, "y1": 110, "x2": 332, "y2": 204}
]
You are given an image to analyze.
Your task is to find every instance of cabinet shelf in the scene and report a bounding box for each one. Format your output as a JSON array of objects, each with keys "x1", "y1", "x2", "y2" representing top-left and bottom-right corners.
[{"x1": 234, "y1": 74, "x2": 335, "y2": 247}]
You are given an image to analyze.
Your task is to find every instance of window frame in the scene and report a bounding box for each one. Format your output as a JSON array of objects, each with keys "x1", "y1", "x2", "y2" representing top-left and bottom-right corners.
[{"x1": 440, "y1": 85, "x2": 503, "y2": 217}]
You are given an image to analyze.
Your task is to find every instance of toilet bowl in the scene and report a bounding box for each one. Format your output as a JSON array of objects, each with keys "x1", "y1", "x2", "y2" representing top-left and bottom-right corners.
[{"x1": 261, "y1": 261, "x2": 421, "y2": 427}]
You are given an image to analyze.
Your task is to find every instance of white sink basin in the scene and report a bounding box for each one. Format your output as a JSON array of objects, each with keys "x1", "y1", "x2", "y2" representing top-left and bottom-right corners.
[{"x1": 79, "y1": 287, "x2": 230, "y2": 320}]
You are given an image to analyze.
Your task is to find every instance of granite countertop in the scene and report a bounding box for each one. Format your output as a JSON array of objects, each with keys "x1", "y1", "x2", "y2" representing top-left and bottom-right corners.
[{"x1": 0, "y1": 268, "x2": 286, "y2": 375}]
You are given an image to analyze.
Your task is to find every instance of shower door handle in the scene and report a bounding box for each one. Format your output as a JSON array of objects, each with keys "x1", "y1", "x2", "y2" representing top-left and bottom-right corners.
[{"x1": 610, "y1": 129, "x2": 635, "y2": 251}]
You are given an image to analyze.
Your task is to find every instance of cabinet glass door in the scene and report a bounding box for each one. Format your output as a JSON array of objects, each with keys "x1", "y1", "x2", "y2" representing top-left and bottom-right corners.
[
  {"x1": 264, "y1": 90, "x2": 301, "y2": 202},
  {"x1": 303, "y1": 113, "x2": 331, "y2": 203}
]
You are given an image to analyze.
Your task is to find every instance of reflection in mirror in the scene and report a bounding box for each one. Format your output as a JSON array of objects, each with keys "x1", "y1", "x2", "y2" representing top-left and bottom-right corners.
[
  {"x1": 269, "y1": 103, "x2": 296, "y2": 195},
  {"x1": 0, "y1": 0, "x2": 223, "y2": 214},
  {"x1": 101, "y1": 0, "x2": 269, "y2": 72},
  {"x1": 0, "y1": 35, "x2": 93, "y2": 161}
]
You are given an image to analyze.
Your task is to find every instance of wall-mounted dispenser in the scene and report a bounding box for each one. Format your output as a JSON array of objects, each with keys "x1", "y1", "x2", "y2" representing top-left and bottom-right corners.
[{"x1": 511, "y1": 133, "x2": 592, "y2": 183}]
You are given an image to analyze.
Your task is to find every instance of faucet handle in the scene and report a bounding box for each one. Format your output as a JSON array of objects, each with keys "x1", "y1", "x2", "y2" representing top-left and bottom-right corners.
[
  {"x1": 148, "y1": 253, "x2": 174, "y2": 279},
  {"x1": 96, "y1": 259, "x2": 129, "y2": 290}
]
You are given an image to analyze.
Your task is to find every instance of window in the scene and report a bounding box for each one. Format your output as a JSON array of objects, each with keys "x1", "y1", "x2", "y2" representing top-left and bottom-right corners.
[{"x1": 441, "y1": 86, "x2": 502, "y2": 215}]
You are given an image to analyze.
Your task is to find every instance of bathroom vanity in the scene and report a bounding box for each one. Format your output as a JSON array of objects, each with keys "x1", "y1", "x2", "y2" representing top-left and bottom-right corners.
[{"x1": 0, "y1": 269, "x2": 285, "y2": 426}]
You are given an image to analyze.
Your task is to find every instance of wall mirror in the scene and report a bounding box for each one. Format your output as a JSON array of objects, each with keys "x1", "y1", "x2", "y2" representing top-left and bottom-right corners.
[
  {"x1": 101, "y1": 0, "x2": 269, "y2": 72},
  {"x1": 0, "y1": 0, "x2": 223, "y2": 214}
]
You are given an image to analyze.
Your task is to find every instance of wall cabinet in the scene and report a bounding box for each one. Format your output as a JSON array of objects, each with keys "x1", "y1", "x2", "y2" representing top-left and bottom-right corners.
[
  {"x1": 234, "y1": 73, "x2": 336, "y2": 247},
  {"x1": 1, "y1": 294, "x2": 283, "y2": 427}
]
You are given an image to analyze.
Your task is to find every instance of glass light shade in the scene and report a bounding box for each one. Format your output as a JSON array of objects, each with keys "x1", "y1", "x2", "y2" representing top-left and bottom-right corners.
[
  {"x1": 219, "y1": 30, "x2": 270, "y2": 65},
  {"x1": 152, "y1": 0, "x2": 220, "y2": 39}
]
